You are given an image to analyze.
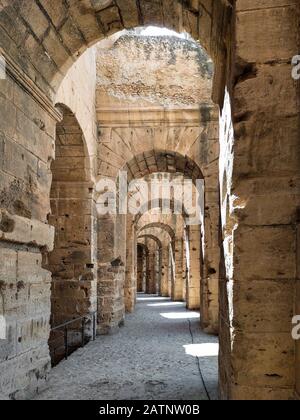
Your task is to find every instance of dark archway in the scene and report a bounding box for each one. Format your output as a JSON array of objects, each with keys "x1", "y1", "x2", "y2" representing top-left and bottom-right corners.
[{"x1": 47, "y1": 104, "x2": 96, "y2": 364}]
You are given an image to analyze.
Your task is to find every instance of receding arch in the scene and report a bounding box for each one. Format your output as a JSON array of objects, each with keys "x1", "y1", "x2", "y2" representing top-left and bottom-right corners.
[
  {"x1": 123, "y1": 150, "x2": 204, "y2": 183},
  {"x1": 139, "y1": 226, "x2": 174, "y2": 298},
  {"x1": 139, "y1": 234, "x2": 163, "y2": 295},
  {"x1": 139, "y1": 222, "x2": 175, "y2": 242}
]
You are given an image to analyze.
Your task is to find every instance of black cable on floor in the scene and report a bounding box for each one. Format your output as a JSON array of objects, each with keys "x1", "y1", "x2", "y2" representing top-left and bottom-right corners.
[{"x1": 188, "y1": 319, "x2": 211, "y2": 401}]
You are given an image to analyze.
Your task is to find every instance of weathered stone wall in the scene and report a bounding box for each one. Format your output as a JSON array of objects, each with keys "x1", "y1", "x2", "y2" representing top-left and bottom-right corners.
[
  {"x1": 96, "y1": 34, "x2": 213, "y2": 106},
  {"x1": 55, "y1": 48, "x2": 98, "y2": 174},
  {"x1": 0, "y1": 36, "x2": 98, "y2": 397},
  {"x1": 0, "y1": 65, "x2": 57, "y2": 399},
  {"x1": 186, "y1": 225, "x2": 202, "y2": 310},
  {"x1": 0, "y1": 0, "x2": 229, "y2": 95},
  {"x1": 218, "y1": 0, "x2": 300, "y2": 400},
  {"x1": 1, "y1": 0, "x2": 299, "y2": 401},
  {"x1": 47, "y1": 106, "x2": 96, "y2": 361},
  {"x1": 142, "y1": 237, "x2": 159, "y2": 295},
  {"x1": 136, "y1": 244, "x2": 145, "y2": 293},
  {"x1": 125, "y1": 214, "x2": 136, "y2": 312}
]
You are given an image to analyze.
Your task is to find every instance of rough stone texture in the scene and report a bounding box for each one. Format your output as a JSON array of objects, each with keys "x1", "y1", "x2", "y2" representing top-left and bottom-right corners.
[
  {"x1": 34, "y1": 295, "x2": 219, "y2": 401},
  {"x1": 218, "y1": 0, "x2": 300, "y2": 400},
  {"x1": 0, "y1": 69, "x2": 56, "y2": 399},
  {"x1": 0, "y1": 0, "x2": 225, "y2": 95},
  {"x1": 96, "y1": 34, "x2": 213, "y2": 106},
  {"x1": 47, "y1": 105, "x2": 97, "y2": 360},
  {"x1": 0, "y1": 0, "x2": 299, "y2": 401},
  {"x1": 136, "y1": 244, "x2": 146, "y2": 292}
]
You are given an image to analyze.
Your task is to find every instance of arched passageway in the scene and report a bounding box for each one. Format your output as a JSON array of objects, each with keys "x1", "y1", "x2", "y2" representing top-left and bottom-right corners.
[
  {"x1": 47, "y1": 105, "x2": 97, "y2": 364},
  {"x1": 0, "y1": 1, "x2": 299, "y2": 401}
]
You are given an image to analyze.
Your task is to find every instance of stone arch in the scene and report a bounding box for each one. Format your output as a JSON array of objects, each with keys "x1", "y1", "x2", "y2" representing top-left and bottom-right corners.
[
  {"x1": 0, "y1": 2, "x2": 229, "y2": 96},
  {"x1": 123, "y1": 150, "x2": 204, "y2": 182},
  {"x1": 54, "y1": 103, "x2": 92, "y2": 182},
  {"x1": 139, "y1": 225, "x2": 174, "y2": 298},
  {"x1": 138, "y1": 234, "x2": 162, "y2": 247},
  {"x1": 138, "y1": 234, "x2": 163, "y2": 295},
  {"x1": 0, "y1": 0, "x2": 298, "y2": 401},
  {"x1": 99, "y1": 152, "x2": 205, "y2": 317},
  {"x1": 136, "y1": 209, "x2": 203, "y2": 310},
  {"x1": 47, "y1": 104, "x2": 97, "y2": 364},
  {"x1": 138, "y1": 222, "x2": 175, "y2": 242},
  {"x1": 134, "y1": 200, "x2": 193, "y2": 227}
]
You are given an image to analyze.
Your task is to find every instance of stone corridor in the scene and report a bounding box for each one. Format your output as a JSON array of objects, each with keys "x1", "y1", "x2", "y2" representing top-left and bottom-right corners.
[
  {"x1": 34, "y1": 295, "x2": 218, "y2": 401},
  {"x1": 1, "y1": 0, "x2": 300, "y2": 401}
]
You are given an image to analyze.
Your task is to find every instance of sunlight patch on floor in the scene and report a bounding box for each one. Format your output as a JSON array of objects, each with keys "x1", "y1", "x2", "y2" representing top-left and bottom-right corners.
[
  {"x1": 147, "y1": 302, "x2": 185, "y2": 307},
  {"x1": 183, "y1": 343, "x2": 219, "y2": 358},
  {"x1": 137, "y1": 297, "x2": 170, "y2": 302},
  {"x1": 160, "y1": 312, "x2": 200, "y2": 320}
]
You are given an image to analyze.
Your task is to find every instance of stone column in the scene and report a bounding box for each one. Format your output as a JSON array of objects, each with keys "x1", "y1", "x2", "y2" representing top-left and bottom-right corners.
[
  {"x1": 201, "y1": 189, "x2": 220, "y2": 333},
  {"x1": 160, "y1": 245, "x2": 170, "y2": 297},
  {"x1": 137, "y1": 245, "x2": 145, "y2": 292},
  {"x1": 146, "y1": 247, "x2": 157, "y2": 295},
  {"x1": 182, "y1": 236, "x2": 187, "y2": 302},
  {"x1": 187, "y1": 225, "x2": 201, "y2": 310},
  {"x1": 172, "y1": 238, "x2": 184, "y2": 301},
  {"x1": 125, "y1": 216, "x2": 136, "y2": 313},
  {"x1": 97, "y1": 213, "x2": 126, "y2": 334},
  {"x1": 168, "y1": 243, "x2": 175, "y2": 297},
  {"x1": 155, "y1": 248, "x2": 162, "y2": 295},
  {"x1": 218, "y1": 2, "x2": 300, "y2": 400},
  {"x1": 296, "y1": 215, "x2": 300, "y2": 398},
  {"x1": 0, "y1": 73, "x2": 58, "y2": 398}
]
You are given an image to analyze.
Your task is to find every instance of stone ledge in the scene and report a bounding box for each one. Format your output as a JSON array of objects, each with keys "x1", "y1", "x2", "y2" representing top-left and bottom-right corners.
[
  {"x1": 0, "y1": 47, "x2": 62, "y2": 123},
  {"x1": 0, "y1": 209, "x2": 54, "y2": 251},
  {"x1": 96, "y1": 106, "x2": 218, "y2": 127}
]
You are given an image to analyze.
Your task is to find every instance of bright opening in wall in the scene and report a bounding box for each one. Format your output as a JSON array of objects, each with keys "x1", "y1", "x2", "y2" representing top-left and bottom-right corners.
[{"x1": 138, "y1": 26, "x2": 189, "y2": 39}]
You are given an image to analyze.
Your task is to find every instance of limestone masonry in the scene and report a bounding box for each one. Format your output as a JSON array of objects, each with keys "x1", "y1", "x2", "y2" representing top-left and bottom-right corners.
[{"x1": 0, "y1": 0, "x2": 299, "y2": 401}]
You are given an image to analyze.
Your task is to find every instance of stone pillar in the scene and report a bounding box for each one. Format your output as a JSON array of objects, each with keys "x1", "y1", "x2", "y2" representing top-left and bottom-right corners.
[
  {"x1": 0, "y1": 73, "x2": 58, "y2": 398},
  {"x1": 137, "y1": 245, "x2": 145, "y2": 292},
  {"x1": 97, "y1": 213, "x2": 126, "y2": 334},
  {"x1": 218, "y1": 2, "x2": 300, "y2": 400},
  {"x1": 146, "y1": 248, "x2": 157, "y2": 295},
  {"x1": 142, "y1": 247, "x2": 148, "y2": 292},
  {"x1": 182, "y1": 237, "x2": 187, "y2": 302},
  {"x1": 168, "y1": 243, "x2": 175, "y2": 297},
  {"x1": 160, "y1": 245, "x2": 170, "y2": 297},
  {"x1": 187, "y1": 225, "x2": 201, "y2": 310},
  {"x1": 201, "y1": 189, "x2": 220, "y2": 333},
  {"x1": 172, "y1": 238, "x2": 184, "y2": 301},
  {"x1": 156, "y1": 247, "x2": 162, "y2": 295},
  {"x1": 97, "y1": 262, "x2": 125, "y2": 335},
  {"x1": 125, "y1": 216, "x2": 136, "y2": 313},
  {"x1": 295, "y1": 202, "x2": 300, "y2": 398},
  {"x1": 48, "y1": 107, "x2": 97, "y2": 354}
]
